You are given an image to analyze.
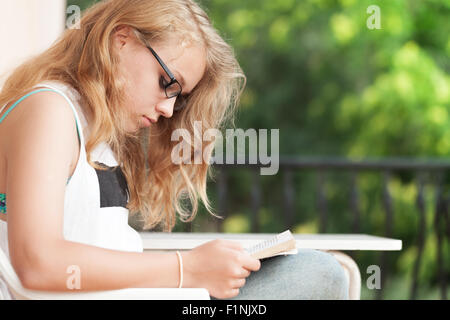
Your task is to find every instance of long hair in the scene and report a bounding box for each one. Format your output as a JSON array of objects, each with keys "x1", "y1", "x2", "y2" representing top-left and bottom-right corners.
[{"x1": 0, "y1": 0, "x2": 246, "y2": 231}]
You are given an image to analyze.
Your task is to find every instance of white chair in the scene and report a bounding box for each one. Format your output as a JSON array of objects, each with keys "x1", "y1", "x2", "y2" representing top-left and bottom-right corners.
[
  {"x1": 324, "y1": 250, "x2": 361, "y2": 300},
  {"x1": 0, "y1": 246, "x2": 210, "y2": 300}
]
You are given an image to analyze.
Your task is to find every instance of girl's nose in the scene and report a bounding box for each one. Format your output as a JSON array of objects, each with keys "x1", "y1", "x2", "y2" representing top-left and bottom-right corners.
[{"x1": 155, "y1": 97, "x2": 176, "y2": 118}]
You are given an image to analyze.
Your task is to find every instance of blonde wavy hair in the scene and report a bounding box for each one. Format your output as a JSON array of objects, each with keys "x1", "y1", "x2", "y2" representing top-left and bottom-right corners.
[{"x1": 0, "y1": 0, "x2": 246, "y2": 231}]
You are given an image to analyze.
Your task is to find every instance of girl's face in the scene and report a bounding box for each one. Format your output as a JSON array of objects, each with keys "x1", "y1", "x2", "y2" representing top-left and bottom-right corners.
[{"x1": 113, "y1": 25, "x2": 207, "y2": 132}]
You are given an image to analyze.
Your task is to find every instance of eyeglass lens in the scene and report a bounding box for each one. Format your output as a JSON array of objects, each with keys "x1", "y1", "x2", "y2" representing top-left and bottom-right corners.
[{"x1": 166, "y1": 81, "x2": 182, "y2": 98}]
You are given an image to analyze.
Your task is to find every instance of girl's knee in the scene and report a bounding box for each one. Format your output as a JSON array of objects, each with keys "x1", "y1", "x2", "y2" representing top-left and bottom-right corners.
[
  {"x1": 228, "y1": 249, "x2": 349, "y2": 300},
  {"x1": 294, "y1": 249, "x2": 349, "y2": 299}
]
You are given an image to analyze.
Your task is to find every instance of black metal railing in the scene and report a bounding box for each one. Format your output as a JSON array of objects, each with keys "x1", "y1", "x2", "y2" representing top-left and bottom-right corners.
[{"x1": 194, "y1": 157, "x2": 449, "y2": 300}]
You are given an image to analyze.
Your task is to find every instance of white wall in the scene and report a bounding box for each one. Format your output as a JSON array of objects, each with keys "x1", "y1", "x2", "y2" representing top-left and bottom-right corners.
[{"x1": 0, "y1": 0, "x2": 66, "y2": 88}]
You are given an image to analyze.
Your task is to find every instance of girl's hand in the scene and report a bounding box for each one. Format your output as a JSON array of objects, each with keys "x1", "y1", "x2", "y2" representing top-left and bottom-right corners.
[{"x1": 181, "y1": 239, "x2": 261, "y2": 299}]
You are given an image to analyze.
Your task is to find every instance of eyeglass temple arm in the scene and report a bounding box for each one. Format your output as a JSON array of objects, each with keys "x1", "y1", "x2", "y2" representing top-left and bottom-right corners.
[{"x1": 146, "y1": 45, "x2": 176, "y2": 81}]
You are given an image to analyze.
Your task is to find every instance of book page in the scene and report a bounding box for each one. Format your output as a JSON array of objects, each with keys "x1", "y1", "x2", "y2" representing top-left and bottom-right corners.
[{"x1": 245, "y1": 230, "x2": 298, "y2": 259}]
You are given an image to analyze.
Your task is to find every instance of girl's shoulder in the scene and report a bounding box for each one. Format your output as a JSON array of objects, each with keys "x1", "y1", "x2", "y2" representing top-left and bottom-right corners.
[{"x1": 0, "y1": 87, "x2": 81, "y2": 160}]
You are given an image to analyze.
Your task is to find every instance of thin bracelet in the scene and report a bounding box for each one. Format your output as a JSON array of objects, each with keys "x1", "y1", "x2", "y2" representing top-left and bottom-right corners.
[{"x1": 176, "y1": 251, "x2": 183, "y2": 288}]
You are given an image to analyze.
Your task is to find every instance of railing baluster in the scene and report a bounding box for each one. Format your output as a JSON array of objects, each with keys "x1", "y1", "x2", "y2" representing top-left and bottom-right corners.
[
  {"x1": 350, "y1": 171, "x2": 361, "y2": 234},
  {"x1": 445, "y1": 196, "x2": 450, "y2": 246},
  {"x1": 216, "y1": 168, "x2": 228, "y2": 232},
  {"x1": 410, "y1": 172, "x2": 426, "y2": 300},
  {"x1": 442, "y1": 196, "x2": 450, "y2": 300},
  {"x1": 283, "y1": 169, "x2": 295, "y2": 229},
  {"x1": 444, "y1": 196, "x2": 450, "y2": 299},
  {"x1": 347, "y1": 171, "x2": 361, "y2": 262},
  {"x1": 251, "y1": 169, "x2": 261, "y2": 233},
  {"x1": 376, "y1": 171, "x2": 393, "y2": 300},
  {"x1": 434, "y1": 173, "x2": 447, "y2": 300},
  {"x1": 317, "y1": 171, "x2": 328, "y2": 233}
]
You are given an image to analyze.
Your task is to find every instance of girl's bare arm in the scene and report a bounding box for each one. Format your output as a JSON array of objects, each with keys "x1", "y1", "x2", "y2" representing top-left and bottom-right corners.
[
  {"x1": 5, "y1": 92, "x2": 259, "y2": 297},
  {"x1": 5, "y1": 92, "x2": 179, "y2": 291}
]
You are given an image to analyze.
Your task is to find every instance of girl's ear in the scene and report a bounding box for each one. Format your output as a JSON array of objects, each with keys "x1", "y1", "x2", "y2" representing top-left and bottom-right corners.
[{"x1": 113, "y1": 25, "x2": 132, "y2": 49}]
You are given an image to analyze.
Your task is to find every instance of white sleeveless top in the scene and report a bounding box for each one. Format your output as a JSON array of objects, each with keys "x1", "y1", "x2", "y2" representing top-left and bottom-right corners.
[{"x1": 0, "y1": 81, "x2": 143, "y2": 299}]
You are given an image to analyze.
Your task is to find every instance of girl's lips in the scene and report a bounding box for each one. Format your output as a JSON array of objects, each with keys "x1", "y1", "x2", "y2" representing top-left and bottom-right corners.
[
  {"x1": 142, "y1": 116, "x2": 152, "y2": 127},
  {"x1": 145, "y1": 116, "x2": 157, "y2": 123}
]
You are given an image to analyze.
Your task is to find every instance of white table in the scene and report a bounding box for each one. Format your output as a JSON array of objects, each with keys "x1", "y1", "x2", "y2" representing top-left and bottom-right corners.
[
  {"x1": 139, "y1": 232, "x2": 402, "y2": 300},
  {"x1": 140, "y1": 232, "x2": 402, "y2": 251}
]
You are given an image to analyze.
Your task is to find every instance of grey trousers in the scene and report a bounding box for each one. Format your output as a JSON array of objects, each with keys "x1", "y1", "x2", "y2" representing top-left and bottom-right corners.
[{"x1": 214, "y1": 249, "x2": 349, "y2": 300}]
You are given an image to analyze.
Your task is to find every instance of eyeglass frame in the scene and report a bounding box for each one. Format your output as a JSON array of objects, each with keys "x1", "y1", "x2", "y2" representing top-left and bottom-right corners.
[
  {"x1": 133, "y1": 29, "x2": 188, "y2": 112},
  {"x1": 146, "y1": 45, "x2": 181, "y2": 97}
]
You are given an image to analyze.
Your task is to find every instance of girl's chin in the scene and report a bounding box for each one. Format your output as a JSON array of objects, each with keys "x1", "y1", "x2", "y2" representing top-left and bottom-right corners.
[{"x1": 123, "y1": 119, "x2": 143, "y2": 134}]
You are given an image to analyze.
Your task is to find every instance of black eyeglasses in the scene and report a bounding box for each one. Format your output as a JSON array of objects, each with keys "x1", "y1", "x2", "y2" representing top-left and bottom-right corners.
[{"x1": 145, "y1": 45, "x2": 188, "y2": 112}]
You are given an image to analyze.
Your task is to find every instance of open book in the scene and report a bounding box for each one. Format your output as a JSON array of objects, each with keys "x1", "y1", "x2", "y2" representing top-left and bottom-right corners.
[{"x1": 245, "y1": 230, "x2": 298, "y2": 260}]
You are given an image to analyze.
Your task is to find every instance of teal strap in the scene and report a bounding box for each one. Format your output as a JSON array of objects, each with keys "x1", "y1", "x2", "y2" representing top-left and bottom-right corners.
[
  {"x1": 0, "y1": 88, "x2": 81, "y2": 142},
  {"x1": 0, "y1": 193, "x2": 5, "y2": 214}
]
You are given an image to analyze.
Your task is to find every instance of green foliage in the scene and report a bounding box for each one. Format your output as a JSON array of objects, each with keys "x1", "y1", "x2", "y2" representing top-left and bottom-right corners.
[{"x1": 201, "y1": 0, "x2": 450, "y2": 157}]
